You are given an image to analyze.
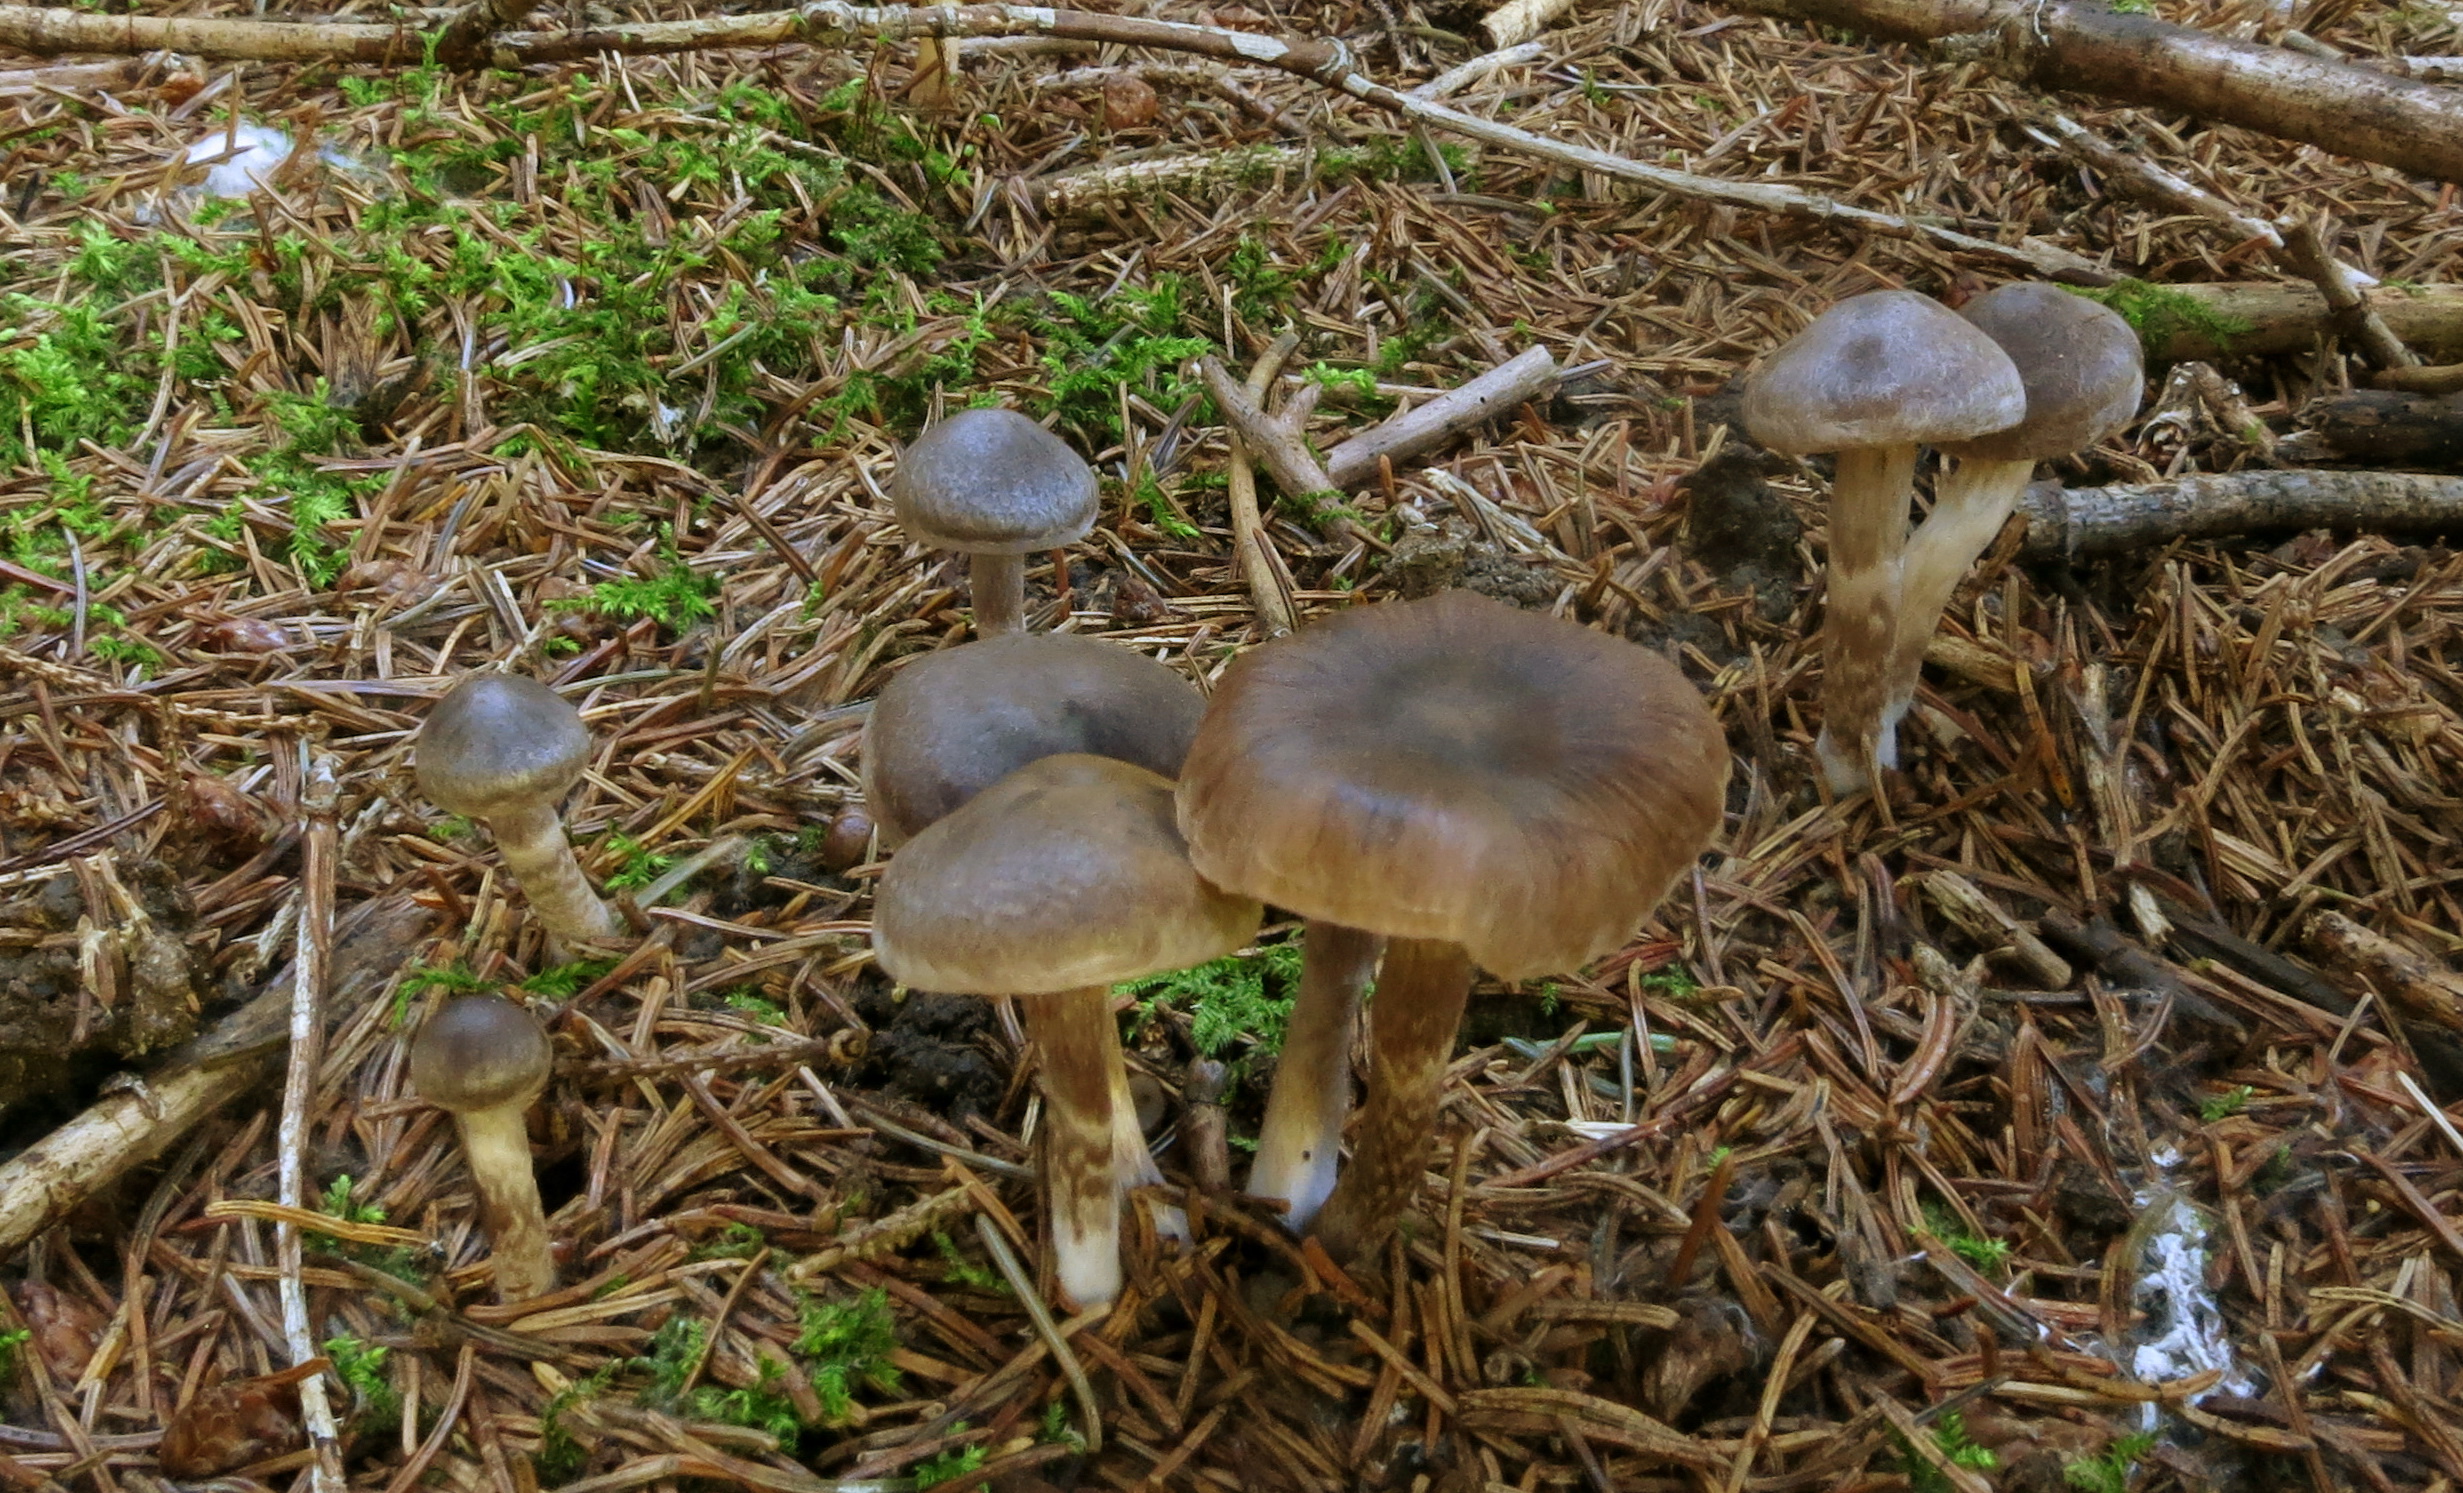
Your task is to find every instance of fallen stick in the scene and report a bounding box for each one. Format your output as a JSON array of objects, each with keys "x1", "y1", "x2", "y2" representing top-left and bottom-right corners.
[
  {"x1": 1218, "y1": 338, "x2": 1303, "y2": 638},
  {"x1": 2016, "y1": 469, "x2": 2463, "y2": 560},
  {"x1": 0, "y1": 894, "x2": 435, "y2": 1262},
  {"x1": 1479, "y1": 0, "x2": 1578, "y2": 49},
  {"x1": 2276, "y1": 390, "x2": 2463, "y2": 472},
  {"x1": 2138, "y1": 283, "x2": 2463, "y2": 363},
  {"x1": 1320, "y1": 345, "x2": 1558, "y2": 489},
  {"x1": 2373, "y1": 364, "x2": 2463, "y2": 397},
  {"x1": 2277, "y1": 217, "x2": 2420, "y2": 371},
  {"x1": 276, "y1": 756, "x2": 347, "y2": 1493},
  {"x1": 1721, "y1": 0, "x2": 2463, "y2": 184},
  {"x1": 0, "y1": 1, "x2": 2111, "y2": 282}
]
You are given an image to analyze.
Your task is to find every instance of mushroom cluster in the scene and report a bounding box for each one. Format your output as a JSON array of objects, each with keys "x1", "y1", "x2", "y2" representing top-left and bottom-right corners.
[
  {"x1": 1744, "y1": 284, "x2": 2142, "y2": 793},
  {"x1": 862, "y1": 586, "x2": 1728, "y2": 1295}
]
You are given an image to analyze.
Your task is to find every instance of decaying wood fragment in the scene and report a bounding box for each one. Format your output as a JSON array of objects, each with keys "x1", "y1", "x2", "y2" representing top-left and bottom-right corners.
[
  {"x1": 2138, "y1": 283, "x2": 2463, "y2": 364},
  {"x1": 2277, "y1": 390, "x2": 2463, "y2": 472},
  {"x1": 2307, "y1": 913, "x2": 2463, "y2": 1033}
]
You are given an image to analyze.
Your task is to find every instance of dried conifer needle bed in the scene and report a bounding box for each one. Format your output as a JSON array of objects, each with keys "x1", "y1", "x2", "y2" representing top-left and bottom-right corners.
[
  {"x1": 871, "y1": 754, "x2": 1260, "y2": 1307},
  {"x1": 1743, "y1": 291, "x2": 2024, "y2": 795},
  {"x1": 1175, "y1": 590, "x2": 1730, "y2": 1259},
  {"x1": 411, "y1": 993, "x2": 557, "y2": 1303},
  {"x1": 416, "y1": 672, "x2": 619, "y2": 942},
  {"x1": 860, "y1": 631, "x2": 1205, "y2": 848},
  {"x1": 890, "y1": 407, "x2": 1099, "y2": 637}
]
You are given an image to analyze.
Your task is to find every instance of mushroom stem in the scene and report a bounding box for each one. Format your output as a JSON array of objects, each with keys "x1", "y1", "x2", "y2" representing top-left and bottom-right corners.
[
  {"x1": 969, "y1": 552, "x2": 1028, "y2": 636},
  {"x1": 1880, "y1": 456, "x2": 2035, "y2": 736},
  {"x1": 1816, "y1": 444, "x2": 1918, "y2": 795},
  {"x1": 1109, "y1": 1056, "x2": 1185, "y2": 1243},
  {"x1": 453, "y1": 1104, "x2": 556, "y2": 1302},
  {"x1": 1313, "y1": 937, "x2": 1473, "y2": 1261},
  {"x1": 1248, "y1": 920, "x2": 1384, "y2": 1231},
  {"x1": 1025, "y1": 985, "x2": 1128, "y2": 1306},
  {"x1": 484, "y1": 800, "x2": 621, "y2": 942}
]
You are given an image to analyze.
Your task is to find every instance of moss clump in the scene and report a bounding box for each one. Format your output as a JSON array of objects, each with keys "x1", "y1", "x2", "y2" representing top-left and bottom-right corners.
[{"x1": 2067, "y1": 278, "x2": 2250, "y2": 354}]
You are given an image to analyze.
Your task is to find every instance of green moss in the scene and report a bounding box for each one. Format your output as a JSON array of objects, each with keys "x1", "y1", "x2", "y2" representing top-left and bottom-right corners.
[
  {"x1": 2064, "y1": 1432, "x2": 2157, "y2": 1492},
  {"x1": 2068, "y1": 278, "x2": 2249, "y2": 353}
]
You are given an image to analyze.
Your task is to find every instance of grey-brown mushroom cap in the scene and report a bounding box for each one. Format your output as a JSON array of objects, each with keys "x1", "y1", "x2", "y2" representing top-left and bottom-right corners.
[
  {"x1": 861, "y1": 633, "x2": 1206, "y2": 843},
  {"x1": 872, "y1": 755, "x2": 1262, "y2": 996},
  {"x1": 1175, "y1": 590, "x2": 1731, "y2": 983},
  {"x1": 416, "y1": 674, "x2": 592, "y2": 819},
  {"x1": 891, "y1": 407, "x2": 1100, "y2": 555},
  {"x1": 411, "y1": 994, "x2": 553, "y2": 1114},
  {"x1": 1741, "y1": 290, "x2": 2027, "y2": 454},
  {"x1": 1939, "y1": 283, "x2": 2146, "y2": 463}
]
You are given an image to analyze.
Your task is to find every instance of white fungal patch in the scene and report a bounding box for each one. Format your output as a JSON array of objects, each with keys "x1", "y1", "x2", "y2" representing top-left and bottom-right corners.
[
  {"x1": 183, "y1": 122, "x2": 296, "y2": 198},
  {"x1": 2106, "y1": 1146, "x2": 2252, "y2": 1427}
]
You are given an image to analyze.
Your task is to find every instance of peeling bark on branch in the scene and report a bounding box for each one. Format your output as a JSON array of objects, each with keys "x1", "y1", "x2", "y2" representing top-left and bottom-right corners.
[
  {"x1": 1723, "y1": 0, "x2": 2463, "y2": 184},
  {"x1": 2016, "y1": 470, "x2": 2463, "y2": 560}
]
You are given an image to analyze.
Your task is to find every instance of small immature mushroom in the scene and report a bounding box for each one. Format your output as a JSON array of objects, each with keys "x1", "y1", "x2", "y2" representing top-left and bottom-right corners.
[
  {"x1": 892, "y1": 407, "x2": 1100, "y2": 637},
  {"x1": 861, "y1": 632, "x2": 1205, "y2": 848},
  {"x1": 1176, "y1": 590, "x2": 1729, "y2": 1259},
  {"x1": 417, "y1": 673, "x2": 619, "y2": 942},
  {"x1": 872, "y1": 754, "x2": 1261, "y2": 1307},
  {"x1": 410, "y1": 994, "x2": 556, "y2": 1302},
  {"x1": 1742, "y1": 291, "x2": 2025, "y2": 794},
  {"x1": 1883, "y1": 285, "x2": 2144, "y2": 732}
]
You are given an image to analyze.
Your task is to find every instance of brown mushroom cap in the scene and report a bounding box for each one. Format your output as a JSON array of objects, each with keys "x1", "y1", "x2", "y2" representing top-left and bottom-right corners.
[
  {"x1": 1742, "y1": 290, "x2": 2027, "y2": 454},
  {"x1": 1938, "y1": 283, "x2": 2145, "y2": 463},
  {"x1": 1174, "y1": 590, "x2": 1730, "y2": 982},
  {"x1": 861, "y1": 633, "x2": 1205, "y2": 844},
  {"x1": 410, "y1": 994, "x2": 553, "y2": 1114},
  {"x1": 416, "y1": 674, "x2": 592, "y2": 820},
  {"x1": 891, "y1": 407, "x2": 1100, "y2": 555},
  {"x1": 872, "y1": 754, "x2": 1262, "y2": 996}
]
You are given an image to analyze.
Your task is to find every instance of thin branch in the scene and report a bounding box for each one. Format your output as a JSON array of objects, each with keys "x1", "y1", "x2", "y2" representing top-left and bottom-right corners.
[
  {"x1": 1320, "y1": 344, "x2": 1558, "y2": 489},
  {"x1": 277, "y1": 751, "x2": 347, "y2": 1493},
  {"x1": 1215, "y1": 339, "x2": 1303, "y2": 638},
  {"x1": 2017, "y1": 469, "x2": 2463, "y2": 559},
  {"x1": 2277, "y1": 217, "x2": 2422, "y2": 371}
]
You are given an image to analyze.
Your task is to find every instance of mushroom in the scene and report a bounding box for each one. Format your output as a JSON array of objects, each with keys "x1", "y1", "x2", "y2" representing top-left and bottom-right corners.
[
  {"x1": 891, "y1": 407, "x2": 1100, "y2": 636},
  {"x1": 1174, "y1": 590, "x2": 1729, "y2": 1258},
  {"x1": 1883, "y1": 284, "x2": 2144, "y2": 733},
  {"x1": 416, "y1": 673, "x2": 619, "y2": 942},
  {"x1": 1741, "y1": 291, "x2": 2025, "y2": 794},
  {"x1": 410, "y1": 993, "x2": 557, "y2": 1302},
  {"x1": 872, "y1": 754, "x2": 1262, "y2": 1306},
  {"x1": 862, "y1": 632, "x2": 1204, "y2": 848}
]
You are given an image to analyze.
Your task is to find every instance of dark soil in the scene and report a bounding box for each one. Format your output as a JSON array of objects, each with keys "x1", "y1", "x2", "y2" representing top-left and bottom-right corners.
[
  {"x1": 0, "y1": 861, "x2": 206, "y2": 1119},
  {"x1": 852, "y1": 985, "x2": 1006, "y2": 1120}
]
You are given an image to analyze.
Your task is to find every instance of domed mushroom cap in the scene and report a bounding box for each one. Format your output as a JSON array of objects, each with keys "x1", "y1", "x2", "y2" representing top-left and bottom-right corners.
[
  {"x1": 411, "y1": 994, "x2": 553, "y2": 1114},
  {"x1": 1742, "y1": 290, "x2": 2026, "y2": 455},
  {"x1": 1175, "y1": 590, "x2": 1730, "y2": 982},
  {"x1": 892, "y1": 407, "x2": 1100, "y2": 555},
  {"x1": 1940, "y1": 283, "x2": 2145, "y2": 463},
  {"x1": 862, "y1": 633, "x2": 1205, "y2": 844},
  {"x1": 416, "y1": 674, "x2": 592, "y2": 819},
  {"x1": 872, "y1": 755, "x2": 1261, "y2": 996}
]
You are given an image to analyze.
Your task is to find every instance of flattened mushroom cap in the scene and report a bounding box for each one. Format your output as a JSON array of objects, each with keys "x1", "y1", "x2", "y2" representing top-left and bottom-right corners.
[
  {"x1": 1742, "y1": 290, "x2": 2026, "y2": 454},
  {"x1": 862, "y1": 633, "x2": 1205, "y2": 844},
  {"x1": 416, "y1": 674, "x2": 592, "y2": 819},
  {"x1": 411, "y1": 994, "x2": 552, "y2": 1113},
  {"x1": 892, "y1": 407, "x2": 1100, "y2": 554},
  {"x1": 1939, "y1": 283, "x2": 2145, "y2": 463},
  {"x1": 1175, "y1": 590, "x2": 1730, "y2": 982},
  {"x1": 873, "y1": 754, "x2": 1262, "y2": 996}
]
